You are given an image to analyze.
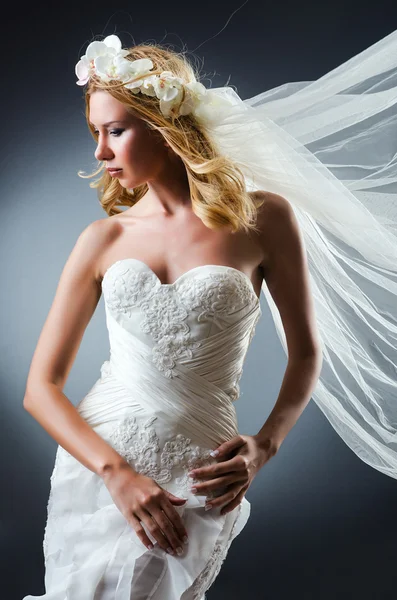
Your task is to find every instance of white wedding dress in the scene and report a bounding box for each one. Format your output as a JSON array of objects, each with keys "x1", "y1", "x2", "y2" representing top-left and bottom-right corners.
[{"x1": 24, "y1": 258, "x2": 262, "y2": 600}]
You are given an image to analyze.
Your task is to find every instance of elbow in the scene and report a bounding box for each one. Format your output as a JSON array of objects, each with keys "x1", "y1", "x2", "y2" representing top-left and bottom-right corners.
[
  {"x1": 311, "y1": 344, "x2": 323, "y2": 364},
  {"x1": 305, "y1": 345, "x2": 323, "y2": 361},
  {"x1": 311, "y1": 351, "x2": 324, "y2": 372},
  {"x1": 23, "y1": 383, "x2": 46, "y2": 410},
  {"x1": 23, "y1": 390, "x2": 35, "y2": 410},
  {"x1": 23, "y1": 379, "x2": 60, "y2": 410},
  {"x1": 289, "y1": 347, "x2": 323, "y2": 365}
]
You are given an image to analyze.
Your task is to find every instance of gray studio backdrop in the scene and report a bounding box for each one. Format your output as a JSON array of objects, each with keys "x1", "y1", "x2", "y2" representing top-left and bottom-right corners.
[{"x1": 2, "y1": 4, "x2": 397, "y2": 599}]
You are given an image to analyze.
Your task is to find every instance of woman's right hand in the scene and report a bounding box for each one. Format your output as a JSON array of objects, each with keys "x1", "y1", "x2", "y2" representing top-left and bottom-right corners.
[{"x1": 102, "y1": 463, "x2": 189, "y2": 555}]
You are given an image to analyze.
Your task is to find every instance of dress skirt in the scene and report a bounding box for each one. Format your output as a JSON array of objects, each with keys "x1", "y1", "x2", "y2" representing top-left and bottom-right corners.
[{"x1": 23, "y1": 358, "x2": 251, "y2": 600}]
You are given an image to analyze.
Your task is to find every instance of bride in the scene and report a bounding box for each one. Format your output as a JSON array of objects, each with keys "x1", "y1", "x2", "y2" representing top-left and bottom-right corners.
[
  {"x1": 22, "y1": 35, "x2": 323, "y2": 599},
  {"x1": 23, "y1": 29, "x2": 397, "y2": 599}
]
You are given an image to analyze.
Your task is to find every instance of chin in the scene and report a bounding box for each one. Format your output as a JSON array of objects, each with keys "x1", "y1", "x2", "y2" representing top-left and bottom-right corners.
[{"x1": 124, "y1": 178, "x2": 147, "y2": 189}]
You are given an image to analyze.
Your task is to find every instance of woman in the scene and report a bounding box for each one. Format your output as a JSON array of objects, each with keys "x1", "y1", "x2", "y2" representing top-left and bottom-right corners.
[
  {"x1": 22, "y1": 36, "x2": 322, "y2": 598},
  {"x1": 23, "y1": 31, "x2": 397, "y2": 598}
]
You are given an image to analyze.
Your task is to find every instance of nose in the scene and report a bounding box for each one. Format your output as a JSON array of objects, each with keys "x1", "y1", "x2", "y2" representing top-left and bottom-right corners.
[{"x1": 94, "y1": 136, "x2": 115, "y2": 163}]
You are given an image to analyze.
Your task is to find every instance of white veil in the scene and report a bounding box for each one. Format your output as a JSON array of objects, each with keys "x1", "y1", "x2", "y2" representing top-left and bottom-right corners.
[{"x1": 201, "y1": 29, "x2": 397, "y2": 479}]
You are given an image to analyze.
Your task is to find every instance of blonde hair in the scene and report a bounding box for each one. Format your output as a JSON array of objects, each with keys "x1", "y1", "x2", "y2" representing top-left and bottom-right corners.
[{"x1": 78, "y1": 41, "x2": 265, "y2": 234}]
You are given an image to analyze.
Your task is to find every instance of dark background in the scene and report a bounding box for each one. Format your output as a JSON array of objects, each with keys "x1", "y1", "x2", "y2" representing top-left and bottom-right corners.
[{"x1": 2, "y1": 1, "x2": 397, "y2": 598}]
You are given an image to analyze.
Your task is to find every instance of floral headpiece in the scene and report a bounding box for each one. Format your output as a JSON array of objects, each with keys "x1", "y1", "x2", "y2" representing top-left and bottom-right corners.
[{"x1": 75, "y1": 34, "x2": 233, "y2": 122}]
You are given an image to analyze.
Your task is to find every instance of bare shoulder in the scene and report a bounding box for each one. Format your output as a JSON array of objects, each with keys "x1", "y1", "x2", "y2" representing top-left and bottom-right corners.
[
  {"x1": 81, "y1": 216, "x2": 122, "y2": 282},
  {"x1": 252, "y1": 190, "x2": 294, "y2": 228},
  {"x1": 255, "y1": 190, "x2": 303, "y2": 258},
  {"x1": 250, "y1": 190, "x2": 297, "y2": 268}
]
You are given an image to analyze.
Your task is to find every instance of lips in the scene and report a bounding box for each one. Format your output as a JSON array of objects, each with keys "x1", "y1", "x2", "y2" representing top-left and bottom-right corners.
[{"x1": 107, "y1": 168, "x2": 123, "y2": 177}]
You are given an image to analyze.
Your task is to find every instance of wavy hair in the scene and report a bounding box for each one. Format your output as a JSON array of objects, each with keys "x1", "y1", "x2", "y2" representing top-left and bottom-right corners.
[{"x1": 78, "y1": 41, "x2": 265, "y2": 234}]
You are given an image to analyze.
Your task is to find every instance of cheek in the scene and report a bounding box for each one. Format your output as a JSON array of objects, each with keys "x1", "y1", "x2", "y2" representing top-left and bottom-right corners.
[{"x1": 123, "y1": 131, "x2": 165, "y2": 164}]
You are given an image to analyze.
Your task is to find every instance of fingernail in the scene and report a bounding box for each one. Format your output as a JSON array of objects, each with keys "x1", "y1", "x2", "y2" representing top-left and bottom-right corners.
[
  {"x1": 205, "y1": 504, "x2": 213, "y2": 511},
  {"x1": 167, "y1": 547, "x2": 174, "y2": 554},
  {"x1": 176, "y1": 546, "x2": 183, "y2": 556},
  {"x1": 183, "y1": 536, "x2": 189, "y2": 544},
  {"x1": 191, "y1": 487, "x2": 197, "y2": 494},
  {"x1": 210, "y1": 450, "x2": 219, "y2": 457},
  {"x1": 148, "y1": 543, "x2": 154, "y2": 550}
]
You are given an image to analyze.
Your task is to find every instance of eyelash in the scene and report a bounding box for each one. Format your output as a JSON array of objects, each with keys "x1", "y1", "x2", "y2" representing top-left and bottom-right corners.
[{"x1": 93, "y1": 129, "x2": 124, "y2": 137}]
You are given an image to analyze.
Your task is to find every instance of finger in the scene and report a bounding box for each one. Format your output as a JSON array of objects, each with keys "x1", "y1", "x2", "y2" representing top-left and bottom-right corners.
[
  {"x1": 192, "y1": 474, "x2": 246, "y2": 495},
  {"x1": 205, "y1": 482, "x2": 243, "y2": 509},
  {"x1": 151, "y1": 506, "x2": 186, "y2": 555},
  {"x1": 192, "y1": 455, "x2": 247, "y2": 481},
  {"x1": 159, "y1": 498, "x2": 189, "y2": 547},
  {"x1": 134, "y1": 507, "x2": 172, "y2": 554},
  {"x1": 220, "y1": 487, "x2": 247, "y2": 516},
  {"x1": 211, "y1": 435, "x2": 247, "y2": 459},
  {"x1": 129, "y1": 510, "x2": 159, "y2": 551}
]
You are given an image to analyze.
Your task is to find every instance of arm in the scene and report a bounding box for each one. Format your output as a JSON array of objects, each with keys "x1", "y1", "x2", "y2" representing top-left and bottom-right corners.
[
  {"x1": 254, "y1": 192, "x2": 323, "y2": 456},
  {"x1": 23, "y1": 219, "x2": 132, "y2": 478}
]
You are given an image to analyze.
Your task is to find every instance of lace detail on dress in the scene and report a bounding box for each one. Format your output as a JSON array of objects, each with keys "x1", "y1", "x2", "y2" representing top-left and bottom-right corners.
[
  {"x1": 102, "y1": 262, "x2": 259, "y2": 380},
  {"x1": 139, "y1": 287, "x2": 202, "y2": 379},
  {"x1": 177, "y1": 271, "x2": 257, "y2": 326},
  {"x1": 106, "y1": 415, "x2": 218, "y2": 499},
  {"x1": 102, "y1": 264, "x2": 156, "y2": 316},
  {"x1": 191, "y1": 503, "x2": 243, "y2": 599}
]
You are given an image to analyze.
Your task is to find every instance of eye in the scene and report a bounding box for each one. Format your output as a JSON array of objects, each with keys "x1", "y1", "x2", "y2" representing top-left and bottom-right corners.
[{"x1": 93, "y1": 129, "x2": 124, "y2": 137}]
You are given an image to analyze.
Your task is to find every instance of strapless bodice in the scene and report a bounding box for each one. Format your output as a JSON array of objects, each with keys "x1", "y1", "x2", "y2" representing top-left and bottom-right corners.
[{"x1": 101, "y1": 258, "x2": 262, "y2": 393}]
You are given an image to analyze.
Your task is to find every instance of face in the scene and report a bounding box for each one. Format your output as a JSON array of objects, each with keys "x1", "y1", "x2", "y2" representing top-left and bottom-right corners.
[{"x1": 89, "y1": 90, "x2": 170, "y2": 188}]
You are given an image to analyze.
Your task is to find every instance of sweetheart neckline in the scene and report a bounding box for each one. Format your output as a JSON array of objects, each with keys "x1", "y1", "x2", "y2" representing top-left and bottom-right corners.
[{"x1": 101, "y1": 257, "x2": 260, "y2": 303}]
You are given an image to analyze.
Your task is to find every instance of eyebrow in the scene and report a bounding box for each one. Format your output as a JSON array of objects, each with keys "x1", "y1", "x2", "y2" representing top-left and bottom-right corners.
[{"x1": 89, "y1": 120, "x2": 129, "y2": 128}]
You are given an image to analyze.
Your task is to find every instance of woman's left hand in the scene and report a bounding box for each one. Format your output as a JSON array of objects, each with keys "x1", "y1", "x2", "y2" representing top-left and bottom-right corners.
[{"x1": 187, "y1": 434, "x2": 274, "y2": 515}]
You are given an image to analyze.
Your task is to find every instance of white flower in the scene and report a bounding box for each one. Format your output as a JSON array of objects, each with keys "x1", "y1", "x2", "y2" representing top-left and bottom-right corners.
[
  {"x1": 75, "y1": 34, "x2": 235, "y2": 121},
  {"x1": 139, "y1": 75, "x2": 158, "y2": 97},
  {"x1": 121, "y1": 59, "x2": 155, "y2": 91},
  {"x1": 179, "y1": 81, "x2": 207, "y2": 116},
  {"x1": 75, "y1": 34, "x2": 130, "y2": 85},
  {"x1": 153, "y1": 71, "x2": 185, "y2": 118}
]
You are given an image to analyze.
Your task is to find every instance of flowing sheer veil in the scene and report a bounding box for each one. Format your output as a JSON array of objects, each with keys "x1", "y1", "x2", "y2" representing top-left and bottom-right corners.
[{"x1": 201, "y1": 29, "x2": 397, "y2": 479}]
